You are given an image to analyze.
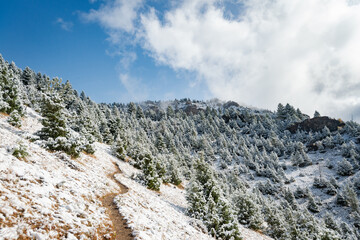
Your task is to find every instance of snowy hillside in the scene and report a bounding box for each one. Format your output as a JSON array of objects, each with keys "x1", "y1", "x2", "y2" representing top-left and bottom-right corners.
[
  {"x1": 114, "y1": 157, "x2": 272, "y2": 240},
  {"x1": 0, "y1": 107, "x2": 270, "y2": 239},
  {"x1": 0, "y1": 109, "x2": 119, "y2": 239},
  {"x1": 2, "y1": 54, "x2": 360, "y2": 239}
]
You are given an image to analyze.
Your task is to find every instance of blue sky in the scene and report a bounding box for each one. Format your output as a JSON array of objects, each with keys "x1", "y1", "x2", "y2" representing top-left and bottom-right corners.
[
  {"x1": 0, "y1": 1, "x2": 209, "y2": 103},
  {"x1": 1, "y1": 0, "x2": 360, "y2": 120}
]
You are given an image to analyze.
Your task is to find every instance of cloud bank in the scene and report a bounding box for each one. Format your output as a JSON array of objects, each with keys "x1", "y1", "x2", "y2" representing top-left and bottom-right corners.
[{"x1": 84, "y1": 0, "x2": 360, "y2": 120}]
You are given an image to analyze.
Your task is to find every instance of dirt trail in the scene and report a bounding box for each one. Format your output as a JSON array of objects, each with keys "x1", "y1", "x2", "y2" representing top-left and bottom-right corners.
[{"x1": 101, "y1": 166, "x2": 133, "y2": 240}]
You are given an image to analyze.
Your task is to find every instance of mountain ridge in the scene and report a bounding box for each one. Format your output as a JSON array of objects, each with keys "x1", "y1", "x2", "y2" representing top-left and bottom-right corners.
[{"x1": 1, "y1": 54, "x2": 360, "y2": 239}]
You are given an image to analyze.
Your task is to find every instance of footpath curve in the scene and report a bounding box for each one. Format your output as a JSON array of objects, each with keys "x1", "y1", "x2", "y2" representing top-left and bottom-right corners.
[{"x1": 101, "y1": 165, "x2": 133, "y2": 240}]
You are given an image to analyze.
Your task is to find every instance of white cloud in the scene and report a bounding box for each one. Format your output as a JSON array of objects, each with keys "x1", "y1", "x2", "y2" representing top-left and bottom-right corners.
[
  {"x1": 56, "y1": 18, "x2": 73, "y2": 31},
  {"x1": 84, "y1": 0, "x2": 360, "y2": 120},
  {"x1": 139, "y1": 0, "x2": 360, "y2": 119},
  {"x1": 82, "y1": 0, "x2": 143, "y2": 35}
]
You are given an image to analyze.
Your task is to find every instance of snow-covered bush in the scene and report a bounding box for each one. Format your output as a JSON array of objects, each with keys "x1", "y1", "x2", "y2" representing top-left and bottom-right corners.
[
  {"x1": 47, "y1": 137, "x2": 76, "y2": 158},
  {"x1": 12, "y1": 142, "x2": 29, "y2": 160},
  {"x1": 313, "y1": 177, "x2": 328, "y2": 189},
  {"x1": 7, "y1": 110, "x2": 22, "y2": 127},
  {"x1": 233, "y1": 190, "x2": 264, "y2": 230},
  {"x1": 112, "y1": 137, "x2": 128, "y2": 160},
  {"x1": 141, "y1": 153, "x2": 161, "y2": 191},
  {"x1": 341, "y1": 141, "x2": 358, "y2": 158},
  {"x1": 307, "y1": 194, "x2": 321, "y2": 213},
  {"x1": 294, "y1": 186, "x2": 309, "y2": 199},
  {"x1": 337, "y1": 158, "x2": 354, "y2": 176},
  {"x1": 291, "y1": 143, "x2": 312, "y2": 167}
]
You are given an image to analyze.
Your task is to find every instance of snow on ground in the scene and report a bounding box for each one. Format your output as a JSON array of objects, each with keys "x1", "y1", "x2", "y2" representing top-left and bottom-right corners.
[
  {"x1": 114, "y1": 160, "x2": 214, "y2": 240},
  {"x1": 20, "y1": 108, "x2": 43, "y2": 134},
  {"x1": 0, "y1": 110, "x2": 273, "y2": 240},
  {"x1": 113, "y1": 153, "x2": 272, "y2": 240},
  {"x1": 0, "y1": 113, "x2": 120, "y2": 239}
]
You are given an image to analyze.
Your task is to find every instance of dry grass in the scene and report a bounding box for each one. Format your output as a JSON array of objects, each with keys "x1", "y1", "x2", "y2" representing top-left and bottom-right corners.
[
  {"x1": 177, "y1": 183, "x2": 185, "y2": 190},
  {"x1": 83, "y1": 152, "x2": 97, "y2": 159}
]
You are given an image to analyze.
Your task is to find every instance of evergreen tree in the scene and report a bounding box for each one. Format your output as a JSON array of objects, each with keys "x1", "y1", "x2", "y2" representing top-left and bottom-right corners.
[
  {"x1": 337, "y1": 158, "x2": 354, "y2": 176},
  {"x1": 217, "y1": 198, "x2": 242, "y2": 240},
  {"x1": 127, "y1": 102, "x2": 137, "y2": 115},
  {"x1": 142, "y1": 153, "x2": 161, "y2": 191},
  {"x1": 277, "y1": 103, "x2": 286, "y2": 119},
  {"x1": 307, "y1": 194, "x2": 320, "y2": 213},
  {"x1": 100, "y1": 121, "x2": 113, "y2": 144},
  {"x1": 166, "y1": 105, "x2": 175, "y2": 118},
  {"x1": 8, "y1": 110, "x2": 22, "y2": 127},
  {"x1": 343, "y1": 185, "x2": 360, "y2": 213},
  {"x1": 37, "y1": 92, "x2": 90, "y2": 157},
  {"x1": 168, "y1": 158, "x2": 182, "y2": 185},
  {"x1": 314, "y1": 110, "x2": 321, "y2": 118},
  {"x1": 112, "y1": 135, "x2": 128, "y2": 160},
  {"x1": 0, "y1": 67, "x2": 24, "y2": 115},
  {"x1": 264, "y1": 205, "x2": 288, "y2": 239},
  {"x1": 136, "y1": 105, "x2": 144, "y2": 119},
  {"x1": 37, "y1": 93, "x2": 68, "y2": 141},
  {"x1": 186, "y1": 179, "x2": 206, "y2": 219},
  {"x1": 233, "y1": 190, "x2": 263, "y2": 230},
  {"x1": 324, "y1": 213, "x2": 340, "y2": 232},
  {"x1": 284, "y1": 188, "x2": 298, "y2": 210},
  {"x1": 291, "y1": 143, "x2": 312, "y2": 167},
  {"x1": 155, "y1": 134, "x2": 166, "y2": 153}
]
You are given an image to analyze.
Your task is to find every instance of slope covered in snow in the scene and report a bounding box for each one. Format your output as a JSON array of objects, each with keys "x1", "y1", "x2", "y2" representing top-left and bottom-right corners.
[
  {"x1": 114, "y1": 157, "x2": 272, "y2": 240},
  {"x1": 0, "y1": 109, "x2": 120, "y2": 239},
  {"x1": 0, "y1": 108, "x2": 270, "y2": 239}
]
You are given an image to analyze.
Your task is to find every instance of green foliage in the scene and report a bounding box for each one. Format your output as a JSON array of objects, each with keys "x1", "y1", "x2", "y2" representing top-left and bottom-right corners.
[
  {"x1": 36, "y1": 92, "x2": 92, "y2": 158},
  {"x1": 186, "y1": 156, "x2": 242, "y2": 240},
  {"x1": 142, "y1": 153, "x2": 161, "y2": 191},
  {"x1": 307, "y1": 194, "x2": 321, "y2": 213},
  {"x1": 233, "y1": 191, "x2": 264, "y2": 230},
  {"x1": 12, "y1": 142, "x2": 29, "y2": 160},
  {"x1": 0, "y1": 68, "x2": 24, "y2": 115},
  {"x1": 2, "y1": 54, "x2": 360, "y2": 239},
  {"x1": 8, "y1": 110, "x2": 22, "y2": 127},
  {"x1": 170, "y1": 167, "x2": 182, "y2": 186},
  {"x1": 113, "y1": 137, "x2": 128, "y2": 160},
  {"x1": 37, "y1": 94, "x2": 68, "y2": 140},
  {"x1": 46, "y1": 135, "x2": 82, "y2": 158},
  {"x1": 83, "y1": 143, "x2": 95, "y2": 155},
  {"x1": 337, "y1": 158, "x2": 354, "y2": 176}
]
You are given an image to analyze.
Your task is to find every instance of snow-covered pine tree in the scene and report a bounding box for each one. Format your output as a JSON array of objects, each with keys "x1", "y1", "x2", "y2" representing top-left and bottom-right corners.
[
  {"x1": 37, "y1": 93, "x2": 68, "y2": 141},
  {"x1": 142, "y1": 153, "x2": 161, "y2": 191},
  {"x1": 0, "y1": 67, "x2": 24, "y2": 115},
  {"x1": 337, "y1": 158, "x2": 354, "y2": 176},
  {"x1": 233, "y1": 190, "x2": 264, "y2": 230},
  {"x1": 307, "y1": 193, "x2": 320, "y2": 213},
  {"x1": 8, "y1": 110, "x2": 22, "y2": 127},
  {"x1": 314, "y1": 110, "x2": 321, "y2": 118},
  {"x1": 37, "y1": 90, "x2": 92, "y2": 158},
  {"x1": 113, "y1": 134, "x2": 128, "y2": 161},
  {"x1": 186, "y1": 179, "x2": 206, "y2": 219},
  {"x1": 216, "y1": 198, "x2": 241, "y2": 240}
]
